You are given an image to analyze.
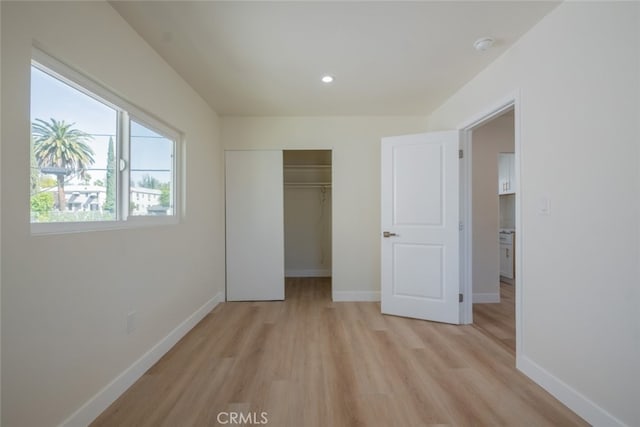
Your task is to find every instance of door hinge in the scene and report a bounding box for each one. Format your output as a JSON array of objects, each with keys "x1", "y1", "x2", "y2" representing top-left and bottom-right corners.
[
  {"x1": 459, "y1": 222, "x2": 464, "y2": 231},
  {"x1": 459, "y1": 149, "x2": 464, "y2": 159},
  {"x1": 459, "y1": 293, "x2": 463, "y2": 303}
]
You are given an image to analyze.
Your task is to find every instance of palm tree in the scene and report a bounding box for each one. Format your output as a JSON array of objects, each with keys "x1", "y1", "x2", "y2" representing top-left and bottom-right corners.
[{"x1": 32, "y1": 118, "x2": 95, "y2": 211}]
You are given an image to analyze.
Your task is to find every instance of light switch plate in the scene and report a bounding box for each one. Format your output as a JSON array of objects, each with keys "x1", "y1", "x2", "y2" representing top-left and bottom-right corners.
[
  {"x1": 537, "y1": 195, "x2": 550, "y2": 215},
  {"x1": 126, "y1": 310, "x2": 138, "y2": 334}
]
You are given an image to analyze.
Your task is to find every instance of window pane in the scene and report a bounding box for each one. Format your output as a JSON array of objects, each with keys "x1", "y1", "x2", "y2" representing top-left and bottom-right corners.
[
  {"x1": 30, "y1": 65, "x2": 118, "y2": 223},
  {"x1": 129, "y1": 120, "x2": 174, "y2": 216}
]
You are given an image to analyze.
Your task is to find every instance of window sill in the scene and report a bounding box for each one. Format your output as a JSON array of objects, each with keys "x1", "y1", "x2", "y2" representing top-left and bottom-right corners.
[{"x1": 31, "y1": 216, "x2": 179, "y2": 236}]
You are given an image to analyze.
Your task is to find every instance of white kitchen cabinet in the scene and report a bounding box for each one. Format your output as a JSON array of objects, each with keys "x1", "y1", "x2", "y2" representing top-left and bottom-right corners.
[
  {"x1": 498, "y1": 152, "x2": 515, "y2": 195},
  {"x1": 499, "y1": 245, "x2": 514, "y2": 279},
  {"x1": 499, "y1": 231, "x2": 515, "y2": 279}
]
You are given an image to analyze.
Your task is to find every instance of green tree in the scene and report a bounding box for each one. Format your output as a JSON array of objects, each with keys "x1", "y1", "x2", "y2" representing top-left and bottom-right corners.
[
  {"x1": 39, "y1": 176, "x2": 57, "y2": 189},
  {"x1": 32, "y1": 118, "x2": 95, "y2": 211},
  {"x1": 30, "y1": 192, "x2": 55, "y2": 220},
  {"x1": 139, "y1": 174, "x2": 161, "y2": 189},
  {"x1": 93, "y1": 179, "x2": 104, "y2": 187},
  {"x1": 160, "y1": 183, "x2": 171, "y2": 207},
  {"x1": 30, "y1": 136, "x2": 40, "y2": 195},
  {"x1": 103, "y1": 136, "x2": 116, "y2": 213}
]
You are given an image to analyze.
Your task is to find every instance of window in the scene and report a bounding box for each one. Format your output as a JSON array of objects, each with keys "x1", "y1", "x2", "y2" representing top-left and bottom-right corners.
[
  {"x1": 30, "y1": 49, "x2": 180, "y2": 233},
  {"x1": 129, "y1": 120, "x2": 174, "y2": 216},
  {"x1": 30, "y1": 65, "x2": 117, "y2": 222}
]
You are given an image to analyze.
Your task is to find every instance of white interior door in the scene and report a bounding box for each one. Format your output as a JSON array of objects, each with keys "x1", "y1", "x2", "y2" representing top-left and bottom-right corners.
[
  {"x1": 381, "y1": 131, "x2": 460, "y2": 324},
  {"x1": 226, "y1": 150, "x2": 284, "y2": 301}
]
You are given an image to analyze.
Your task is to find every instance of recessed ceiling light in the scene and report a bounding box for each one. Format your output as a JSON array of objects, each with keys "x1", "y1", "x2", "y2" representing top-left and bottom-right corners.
[
  {"x1": 321, "y1": 75, "x2": 334, "y2": 84},
  {"x1": 473, "y1": 37, "x2": 495, "y2": 52}
]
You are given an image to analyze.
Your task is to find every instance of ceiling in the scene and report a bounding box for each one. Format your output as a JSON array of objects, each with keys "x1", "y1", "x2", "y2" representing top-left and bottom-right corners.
[{"x1": 111, "y1": 1, "x2": 559, "y2": 116}]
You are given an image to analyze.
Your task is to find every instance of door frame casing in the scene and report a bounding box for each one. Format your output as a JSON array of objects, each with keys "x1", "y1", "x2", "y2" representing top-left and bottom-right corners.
[{"x1": 457, "y1": 92, "x2": 522, "y2": 359}]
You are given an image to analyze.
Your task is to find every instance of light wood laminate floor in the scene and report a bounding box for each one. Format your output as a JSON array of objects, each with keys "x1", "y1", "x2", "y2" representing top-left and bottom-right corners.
[
  {"x1": 93, "y1": 278, "x2": 586, "y2": 427},
  {"x1": 473, "y1": 282, "x2": 516, "y2": 354}
]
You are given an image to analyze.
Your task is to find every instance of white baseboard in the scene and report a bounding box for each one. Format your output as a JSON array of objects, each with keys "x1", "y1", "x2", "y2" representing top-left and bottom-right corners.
[
  {"x1": 332, "y1": 291, "x2": 380, "y2": 302},
  {"x1": 473, "y1": 292, "x2": 500, "y2": 303},
  {"x1": 59, "y1": 291, "x2": 225, "y2": 427},
  {"x1": 518, "y1": 355, "x2": 626, "y2": 427},
  {"x1": 285, "y1": 269, "x2": 331, "y2": 277}
]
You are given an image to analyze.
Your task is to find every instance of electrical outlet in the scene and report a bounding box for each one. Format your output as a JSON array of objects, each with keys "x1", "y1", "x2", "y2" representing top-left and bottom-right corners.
[{"x1": 126, "y1": 310, "x2": 138, "y2": 334}]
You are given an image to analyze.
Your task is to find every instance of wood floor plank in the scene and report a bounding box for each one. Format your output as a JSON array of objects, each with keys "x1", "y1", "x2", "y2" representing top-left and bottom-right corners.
[
  {"x1": 93, "y1": 278, "x2": 587, "y2": 427},
  {"x1": 473, "y1": 282, "x2": 517, "y2": 353}
]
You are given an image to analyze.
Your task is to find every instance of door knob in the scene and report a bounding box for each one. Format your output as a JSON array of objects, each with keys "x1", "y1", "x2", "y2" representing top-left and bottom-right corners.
[{"x1": 383, "y1": 231, "x2": 397, "y2": 238}]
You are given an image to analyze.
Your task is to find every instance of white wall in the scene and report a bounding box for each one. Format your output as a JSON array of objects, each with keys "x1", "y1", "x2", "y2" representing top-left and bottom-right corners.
[
  {"x1": 427, "y1": 2, "x2": 639, "y2": 425},
  {"x1": 471, "y1": 112, "x2": 514, "y2": 300},
  {"x1": 1, "y1": 2, "x2": 225, "y2": 426},
  {"x1": 284, "y1": 187, "x2": 332, "y2": 277},
  {"x1": 0, "y1": 2, "x2": 3, "y2": 421},
  {"x1": 221, "y1": 117, "x2": 428, "y2": 300}
]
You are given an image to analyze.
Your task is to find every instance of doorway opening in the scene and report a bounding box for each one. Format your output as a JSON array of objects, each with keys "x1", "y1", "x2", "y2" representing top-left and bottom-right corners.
[
  {"x1": 459, "y1": 98, "x2": 520, "y2": 360},
  {"x1": 283, "y1": 150, "x2": 332, "y2": 299}
]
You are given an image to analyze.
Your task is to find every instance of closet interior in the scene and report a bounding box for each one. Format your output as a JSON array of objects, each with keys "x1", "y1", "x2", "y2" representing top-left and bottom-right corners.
[{"x1": 283, "y1": 150, "x2": 332, "y2": 280}]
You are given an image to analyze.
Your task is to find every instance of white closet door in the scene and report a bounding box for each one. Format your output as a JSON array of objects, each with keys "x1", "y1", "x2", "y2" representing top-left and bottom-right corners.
[{"x1": 225, "y1": 150, "x2": 284, "y2": 301}]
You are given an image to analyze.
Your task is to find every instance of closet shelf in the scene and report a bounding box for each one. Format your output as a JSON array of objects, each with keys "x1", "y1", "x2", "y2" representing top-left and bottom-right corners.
[
  {"x1": 284, "y1": 182, "x2": 331, "y2": 188},
  {"x1": 283, "y1": 164, "x2": 331, "y2": 169},
  {"x1": 284, "y1": 162, "x2": 331, "y2": 188}
]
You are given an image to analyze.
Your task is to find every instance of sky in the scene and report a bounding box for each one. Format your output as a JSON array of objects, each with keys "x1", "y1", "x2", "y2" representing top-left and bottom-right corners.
[{"x1": 31, "y1": 66, "x2": 173, "y2": 187}]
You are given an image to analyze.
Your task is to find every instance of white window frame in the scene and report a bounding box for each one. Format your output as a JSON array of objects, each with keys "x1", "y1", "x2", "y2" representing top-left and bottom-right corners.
[{"x1": 30, "y1": 48, "x2": 181, "y2": 235}]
